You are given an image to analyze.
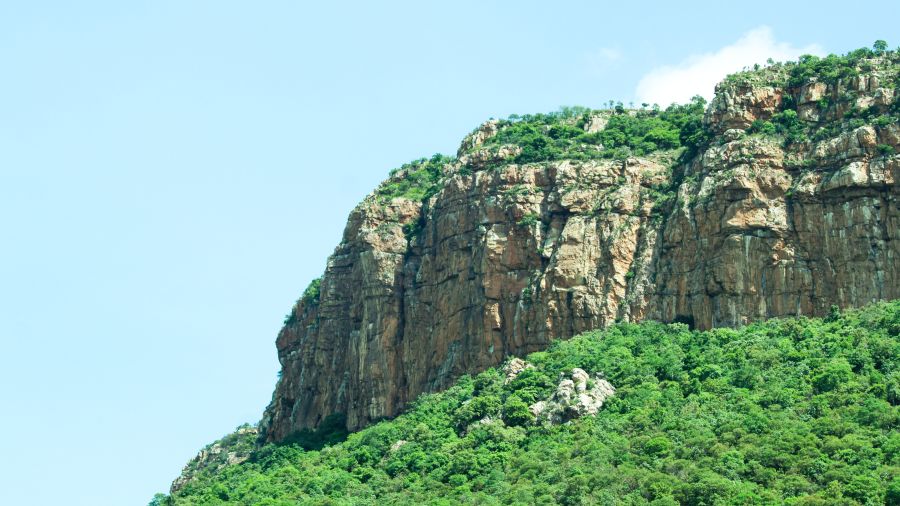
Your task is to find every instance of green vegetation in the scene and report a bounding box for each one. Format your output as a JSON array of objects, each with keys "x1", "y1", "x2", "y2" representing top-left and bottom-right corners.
[
  {"x1": 503, "y1": 184, "x2": 538, "y2": 198},
  {"x1": 377, "y1": 154, "x2": 455, "y2": 203},
  {"x1": 749, "y1": 110, "x2": 805, "y2": 144},
  {"x1": 402, "y1": 218, "x2": 425, "y2": 242},
  {"x1": 738, "y1": 43, "x2": 900, "y2": 148},
  {"x1": 786, "y1": 51, "x2": 872, "y2": 88},
  {"x1": 379, "y1": 44, "x2": 899, "y2": 211},
  {"x1": 301, "y1": 278, "x2": 322, "y2": 305},
  {"x1": 516, "y1": 213, "x2": 540, "y2": 227},
  {"x1": 374, "y1": 89, "x2": 709, "y2": 210},
  {"x1": 725, "y1": 41, "x2": 898, "y2": 91},
  {"x1": 475, "y1": 97, "x2": 708, "y2": 165},
  {"x1": 874, "y1": 115, "x2": 896, "y2": 128},
  {"x1": 176, "y1": 425, "x2": 258, "y2": 484},
  {"x1": 161, "y1": 301, "x2": 900, "y2": 505},
  {"x1": 783, "y1": 41, "x2": 897, "y2": 88},
  {"x1": 770, "y1": 109, "x2": 807, "y2": 144},
  {"x1": 280, "y1": 413, "x2": 350, "y2": 451},
  {"x1": 748, "y1": 119, "x2": 776, "y2": 136},
  {"x1": 601, "y1": 96, "x2": 709, "y2": 159},
  {"x1": 284, "y1": 278, "x2": 323, "y2": 325}
]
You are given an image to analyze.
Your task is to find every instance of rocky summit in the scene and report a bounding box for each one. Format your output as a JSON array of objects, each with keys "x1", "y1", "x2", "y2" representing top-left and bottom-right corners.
[{"x1": 260, "y1": 48, "x2": 900, "y2": 442}]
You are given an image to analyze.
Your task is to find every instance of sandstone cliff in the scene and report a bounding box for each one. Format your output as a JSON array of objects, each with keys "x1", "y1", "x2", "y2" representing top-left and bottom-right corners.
[{"x1": 261, "y1": 52, "x2": 900, "y2": 441}]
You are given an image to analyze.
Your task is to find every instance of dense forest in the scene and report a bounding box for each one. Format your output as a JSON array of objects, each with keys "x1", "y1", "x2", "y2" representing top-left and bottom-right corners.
[{"x1": 156, "y1": 301, "x2": 900, "y2": 505}]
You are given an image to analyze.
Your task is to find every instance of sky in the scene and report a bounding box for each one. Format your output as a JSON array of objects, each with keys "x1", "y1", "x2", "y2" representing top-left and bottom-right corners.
[{"x1": 0, "y1": 1, "x2": 896, "y2": 504}]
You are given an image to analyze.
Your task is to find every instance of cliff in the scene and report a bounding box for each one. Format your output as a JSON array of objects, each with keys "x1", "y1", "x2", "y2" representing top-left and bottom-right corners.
[{"x1": 260, "y1": 49, "x2": 900, "y2": 441}]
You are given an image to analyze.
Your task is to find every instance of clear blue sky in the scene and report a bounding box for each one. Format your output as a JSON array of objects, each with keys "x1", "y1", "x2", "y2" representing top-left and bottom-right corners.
[{"x1": 0, "y1": 1, "x2": 895, "y2": 504}]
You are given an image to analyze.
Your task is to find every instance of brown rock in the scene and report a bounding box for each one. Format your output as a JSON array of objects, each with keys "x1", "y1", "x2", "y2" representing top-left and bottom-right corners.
[{"x1": 259, "y1": 61, "x2": 900, "y2": 442}]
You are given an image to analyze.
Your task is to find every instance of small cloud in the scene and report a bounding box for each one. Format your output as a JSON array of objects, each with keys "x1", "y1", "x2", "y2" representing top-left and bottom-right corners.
[
  {"x1": 634, "y1": 27, "x2": 823, "y2": 106},
  {"x1": 596, "y1": 47, "x2": 622, "y2": 62},
  {"x1": 586, "y1": 47, "x2": 623, "y2": 74}
]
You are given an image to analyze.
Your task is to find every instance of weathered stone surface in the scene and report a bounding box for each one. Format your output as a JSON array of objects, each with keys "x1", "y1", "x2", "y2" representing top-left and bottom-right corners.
[
  {"x1": 502, "y1": 357, "x2": 533, "y2": 384},
  {"x1": 707, "y1": 84, "x2": 783, "y2": 133},
  {"x1": 585, "y1": 113, "x2": 609, "y2": 133},
  {"x1": 530, "y1": 368, "x2": 616, "y2": 424},
  {"x1": 171, "y1": 426, "x2": 257, "y2": 494},
  {"x1": 457, "y1": 120, "x2": 500, "y2": 157},
  {"x1": 260, "y1": 63, "x2": 900, "y2": 442}
]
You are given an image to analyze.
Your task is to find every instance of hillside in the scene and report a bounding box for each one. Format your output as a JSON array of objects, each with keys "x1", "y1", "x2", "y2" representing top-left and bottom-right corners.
[
  {"x1": 159, "y1": 301, "x2": 900, "y2": 505},
  {"x1": 264, "y1": 44, "x2": 900, "y2": 440}
]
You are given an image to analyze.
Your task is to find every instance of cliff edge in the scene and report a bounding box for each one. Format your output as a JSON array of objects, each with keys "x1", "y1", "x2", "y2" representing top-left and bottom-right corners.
[{"x1": 260, "y1": 48, "x2": 900, "y2": 441}]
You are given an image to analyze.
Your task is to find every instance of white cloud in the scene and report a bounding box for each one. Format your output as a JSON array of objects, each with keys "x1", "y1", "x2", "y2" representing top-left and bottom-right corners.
[
  {"x1": 586, "y1": 47, "x2": 623, "y2": 75},
  {"x1": 634, "y1": 27, "x2": 823, "y2": 106},
  {"x1": 595, "y1": 47, "x2": 622, "y2": 62}
]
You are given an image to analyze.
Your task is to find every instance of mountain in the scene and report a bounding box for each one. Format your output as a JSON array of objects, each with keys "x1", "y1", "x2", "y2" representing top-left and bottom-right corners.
[
  {"x1": 159, "y1": 44, "x2": 900, "y2": 504},
  {"x1": 262, "y1": 46, "x2": 900, "y2": 441}
]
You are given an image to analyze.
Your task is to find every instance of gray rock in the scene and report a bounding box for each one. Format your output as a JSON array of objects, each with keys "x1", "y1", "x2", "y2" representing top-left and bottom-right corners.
[{"x1": 530, "y1": 368, "x2": 615, "y2": 424}]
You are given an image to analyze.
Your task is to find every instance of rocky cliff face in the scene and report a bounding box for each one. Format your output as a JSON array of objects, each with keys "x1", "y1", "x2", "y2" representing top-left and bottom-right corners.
[{"x1": 260, "y1": 54, "x2": 900, "y2": 441}]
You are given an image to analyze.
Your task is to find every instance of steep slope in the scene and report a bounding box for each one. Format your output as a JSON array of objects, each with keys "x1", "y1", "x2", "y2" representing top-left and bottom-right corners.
[
  {"x1": 262, "y1": 47, "x2": 900, "y2": 440},
  {"x1": 164, "y1": 301, "x2": 900, "y2": 505}
]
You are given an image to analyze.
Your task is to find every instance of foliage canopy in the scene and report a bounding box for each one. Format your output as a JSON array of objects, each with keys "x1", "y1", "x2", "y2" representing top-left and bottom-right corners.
[
  {"x1": 477, "y1": 97, "x2": 708, "y2": 165},
  {"x1": 161, "y1": 301, "x2": 900, "y2": 505}
]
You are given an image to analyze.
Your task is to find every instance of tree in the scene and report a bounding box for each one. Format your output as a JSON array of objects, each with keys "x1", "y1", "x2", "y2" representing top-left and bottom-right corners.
[
  {"x1": 873, "y1": 40, "x2": 888, "y2": 54},
  {"x1": 148, "y1": 493, "x2": 170, "y2": 506},
  {"x1": 886, "y1": 478, "x2": 900, "y2": 505},
  {"x1": 502, "y1": 394, "x2": 534, "y2": 426}
]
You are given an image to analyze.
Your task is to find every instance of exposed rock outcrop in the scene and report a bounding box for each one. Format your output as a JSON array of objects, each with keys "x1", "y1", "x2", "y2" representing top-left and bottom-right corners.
[
  {"x1": 502, "y1": 357, "x2": 533, "y2": 384},
  {"x1": 170, "y1": 426, "x2": 257, "y2": 494},
  {"x1": 530, "y1": 368, "x2": 615, "y2": 424},
  {"x1": 260, "y1": 57, "x2": 900, "y2": 441}
]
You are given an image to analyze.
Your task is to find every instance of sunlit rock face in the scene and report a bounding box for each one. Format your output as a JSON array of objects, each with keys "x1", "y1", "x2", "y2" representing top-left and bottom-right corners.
[
  {"x1": 260, "y1": 60, "x2": 900, "y2": 442},
  {"x1": 654, "y1": 74, "x2": 899, "y2": 329}
]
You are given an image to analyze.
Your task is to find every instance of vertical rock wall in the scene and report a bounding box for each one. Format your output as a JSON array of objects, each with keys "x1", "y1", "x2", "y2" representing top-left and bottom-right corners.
[{"x1": 261, "y1": 65, "x2": 900, "y2": 441}]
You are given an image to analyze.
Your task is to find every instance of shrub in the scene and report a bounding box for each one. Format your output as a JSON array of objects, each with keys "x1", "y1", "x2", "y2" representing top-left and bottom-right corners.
[
  {"x1": 280, "y1": 413, "x2": 349, "y2": 450},
  {"x1": 301, "y1": 278, "x2": 322, "y2": 305},
  {"x1": 748, "y1": 120, "x2": 776, "y2": 135},
  {"x1": 848, "y1": 118, "x2": 866, "y2": 129},
  {"x1": 470, "y1": 98, "x2": 709, "y2": 166},
  {"x1": 502, "y1": 394, "x2": 534, "y2": 426},
  {"x1": 517, "y1": 213, "x2": 540, "y2": 227},
  {"x1": 873, "y1": 115, "x2": 895, "y2": 127},
  {"x1": 771, "y1": 109, "x2": 807, "y2": 144},
  {"x1": 285, "y1": 278, "x2": 323, "y2": 324},
  {"x1": 378, "y1": 154, "x2": 454, "y2": 202},
  {"x1": 812, "y1": 359, "x2": 853, "y2": 393},
  {"x1": 787, "y1": 53, "x2": 863, "y2": 87}
]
